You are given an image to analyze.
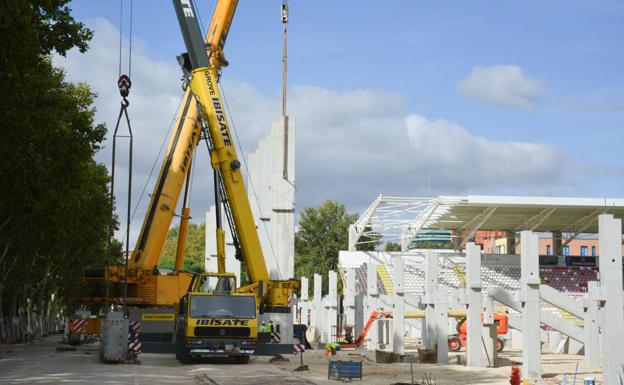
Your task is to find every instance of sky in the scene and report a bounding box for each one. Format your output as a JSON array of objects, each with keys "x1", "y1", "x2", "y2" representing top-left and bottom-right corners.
[{"x1": 55, "y1": 0, "x2": 624, "y2": 244}]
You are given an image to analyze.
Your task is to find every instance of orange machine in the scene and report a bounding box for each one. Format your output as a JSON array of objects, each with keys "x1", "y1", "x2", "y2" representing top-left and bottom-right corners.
[
  {"x1": 448, "y1": 313, "x2": 508, "y2": 352},
  {"x1": 341, "y1": 311, "x2": 393, "y2": 349}
]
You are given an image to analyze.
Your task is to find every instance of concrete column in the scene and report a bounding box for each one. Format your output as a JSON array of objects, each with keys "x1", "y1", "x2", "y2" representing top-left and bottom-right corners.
[
  {"x1": 300, "y1": 277, "x2": 309, "y2": 325},
  {"x1": 520, "y1": 231, "x2": 541, "y2": 380},
  {"x1": 312, "y1": 274, "x2": 322, "y2": 341},
  {"x1": 598, "y1": 214, "x2": 624, "y2": 385},
  {"x1": 344, "y1": 268, "x2": 356, "y2": 332},
  {"x1": 392, "y1": 256, "x2": 405, "y2": 355},
  {"x1": 354, "y1": 293, "x2": 364, "y2": 338},
  {"x1": 366, "y1": 263, "x2": 379, "y2": 349},
  {"x1": 583, "y1": 281, "x2": 600, "y2": 368},
  {"x1": 482, "y1": 293, "x2": 498, "y2": 367},
  {"x1": 327, "y1": 270, "x2": 338, "y2": 343},
  {"x1": 423, "y1": 250, "x2": 438, "y2": 349},
  {"x1": 465, "y1": 242, "x2": 483, "y2": 367},
  {"x1": 436, "y1": 287, "x2": 448, "y2": 364},
  {"x1": 322, "y1": 296, "x2": 330, "y2": 343}
]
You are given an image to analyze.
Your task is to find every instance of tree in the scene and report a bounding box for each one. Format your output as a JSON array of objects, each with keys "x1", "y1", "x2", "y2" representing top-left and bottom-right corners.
[
  {"x1": 356, "y1": 226, "x2": 381, "y2": 251},
  {"x1": 0, "y1": 1, "x2": 109, "y2": 318},
  {"x1": 295, "y1": 201, "x2": 357, "y2": 296},
  {"x1": 159, "y1": 223, "x2": 206, "y2": 273},
  {"x1": 384, "y1": 242, "x2": 402, "y2": 252}
]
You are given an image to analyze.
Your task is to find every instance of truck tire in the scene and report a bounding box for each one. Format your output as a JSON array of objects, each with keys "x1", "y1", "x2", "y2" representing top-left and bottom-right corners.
[
  {"x1": 178, "y1": 350, "x2": 194, "y2": 364},
  {"x1": 234, "y1": 355, "x2": 250, "y2": 364},
  {"x1": 448, "y1": 335, "x2": 462, "y2": 352}
]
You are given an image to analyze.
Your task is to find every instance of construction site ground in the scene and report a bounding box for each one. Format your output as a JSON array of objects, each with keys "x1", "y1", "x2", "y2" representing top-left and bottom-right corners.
[{"x1": 0, "y1": 336, "x2": 603, "y2": 385}]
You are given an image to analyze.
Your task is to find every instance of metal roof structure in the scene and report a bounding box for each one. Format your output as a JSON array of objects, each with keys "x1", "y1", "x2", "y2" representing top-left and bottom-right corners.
[{"x1": 348, "y1": 195, "x2": 624, "y2": 251}]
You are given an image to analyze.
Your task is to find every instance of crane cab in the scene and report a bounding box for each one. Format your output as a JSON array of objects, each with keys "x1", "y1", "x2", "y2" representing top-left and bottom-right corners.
[{"x1": 176, "y1": 273, "x2": 258, "y2": 364}]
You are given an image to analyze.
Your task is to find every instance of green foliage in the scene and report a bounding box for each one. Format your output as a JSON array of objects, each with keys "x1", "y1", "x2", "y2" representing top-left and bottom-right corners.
[
  {"x1": 158, "y1": 223, "x2": 206, "y2": 274},
  {"x1": 295, "y1": 201, "x2": 357, "y2": 296},
  {"x1": 384, "y1": 242, "x2": 402, "y2": 252},
  {"x1": 357, "y1": 227, "x2": 381, "y2": 252},
  {"x1": 0, "y1": 1, "x2": 107, "y2": 317}
]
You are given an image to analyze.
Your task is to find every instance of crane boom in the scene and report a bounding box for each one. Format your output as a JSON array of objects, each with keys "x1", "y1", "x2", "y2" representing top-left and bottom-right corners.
[
  {"x1": 130, "y1": 0, "x2": 238, "y2": 271},
  {"x1": 172, "y1": 0, "x2": 298, "y2": 309}
]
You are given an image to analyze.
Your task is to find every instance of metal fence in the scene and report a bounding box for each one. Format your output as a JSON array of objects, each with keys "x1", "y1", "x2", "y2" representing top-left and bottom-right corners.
[{"x1": 0, "y1": 315, "x2": 63, "y2": 343}]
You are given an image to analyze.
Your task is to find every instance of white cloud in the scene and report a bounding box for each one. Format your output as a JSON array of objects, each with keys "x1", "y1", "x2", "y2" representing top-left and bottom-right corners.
[
  {"x1": 55, "y1": 19, "x2": 568, "y2": 244},
  {"x1": 456, "y1": 65, "x2": 544, "y2": 108},
  {"x1": 405, "y1": 114, "x2": 565, "y2": 189}
]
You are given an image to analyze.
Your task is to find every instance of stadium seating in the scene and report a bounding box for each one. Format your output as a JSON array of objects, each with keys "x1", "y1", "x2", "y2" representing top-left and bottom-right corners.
[{"x1": 347, "y1": 261, "x2": 599, "y2": 296}]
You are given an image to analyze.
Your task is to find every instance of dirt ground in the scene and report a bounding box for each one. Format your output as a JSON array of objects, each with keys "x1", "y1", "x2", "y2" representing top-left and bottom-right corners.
[{"x1": 0, "y1": 336, "x2": 604, "y2": 385}]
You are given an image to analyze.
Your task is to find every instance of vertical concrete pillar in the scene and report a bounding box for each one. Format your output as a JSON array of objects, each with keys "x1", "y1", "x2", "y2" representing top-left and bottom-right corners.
[
  {"x1": 312, "y1": 274, "x2": 322, "y2": 341},
  {"x1": 583, "y1": 281, "x2": 600, "y2": 368},
  {"x1": 327, "y1": 270, "x2": 338, "y2": 343},
  {"x1": 322, "y1": 296, "x2": 329, "y2": 343},
  {"x1": 345, "y1": 268, "x2": 356, "y2": 331},
  {"x1": 354, "y1": 293, "x2": 364, "y2": 338},
  {"x1": 520, "y1": 231, "x2": 541, "y2": 379},
  {"x1": 482, "y1": 294, "x2": 498, "y2": 367},
  {"x1": 392, "y1": 256, "x2": 405, "y2": 355},
  {"x1": 366, "y1": 263, "x2": 379, "y2": 349},
  {"x1": 300, "y1": 277, "x2": 309, "y2": 325},
  {"x1": 423, "y1": 250, "x2": 438, "y2": 348},
  {"x1": 436, "y1": 286, "x2": 448, "y2": 364},
  {"x1": 465, "y1": 242, "x2": 483, "y2": 367},
  {"x1": 598, "y1": 214, "x2": 624, "y2": 385}
]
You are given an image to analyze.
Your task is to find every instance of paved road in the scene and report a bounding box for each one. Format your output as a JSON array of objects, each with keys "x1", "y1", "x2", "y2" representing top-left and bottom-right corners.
[{"x1": 0, "y1": 337, "x2": 315, "y2": 385}]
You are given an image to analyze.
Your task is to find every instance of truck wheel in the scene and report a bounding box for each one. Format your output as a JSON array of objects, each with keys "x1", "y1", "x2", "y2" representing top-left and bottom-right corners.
[
  {"x1": 448, "y1": 335, "x2": 462, "y2": 352},
  {"x1": 178, "y1": 350, "x2": 194, "y2": 364},
  {"x1": 496, "y1": 337, "x2": 505, "y2": 352},
  {"x1": 234, "y1": 355, "x2": 250, "y2": 364}
]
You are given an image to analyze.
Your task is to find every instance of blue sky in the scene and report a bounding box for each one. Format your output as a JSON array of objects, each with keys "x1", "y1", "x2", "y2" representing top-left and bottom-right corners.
[{"x1": 60, "y1": 0, "x2": 624, "y2": 228}]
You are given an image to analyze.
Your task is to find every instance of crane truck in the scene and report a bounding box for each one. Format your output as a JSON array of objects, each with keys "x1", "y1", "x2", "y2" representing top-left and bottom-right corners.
[{"x1": 83, "y1": 0, "x2": 299, "y2": 358}]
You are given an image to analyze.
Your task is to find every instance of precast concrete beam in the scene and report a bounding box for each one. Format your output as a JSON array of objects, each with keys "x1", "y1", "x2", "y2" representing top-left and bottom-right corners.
[{"x1": 539, "y1": 285, "x2": 584, "y2": 319}]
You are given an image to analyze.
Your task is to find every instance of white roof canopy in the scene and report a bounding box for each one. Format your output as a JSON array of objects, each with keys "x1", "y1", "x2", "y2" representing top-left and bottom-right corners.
[{"x1": 348, "y1": 195, "x2": 624, "y2": 250}]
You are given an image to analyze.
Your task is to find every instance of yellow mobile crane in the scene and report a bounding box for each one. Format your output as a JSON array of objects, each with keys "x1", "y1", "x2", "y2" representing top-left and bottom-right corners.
[
  {"x1": 82, "y1": 0, "x2": 241, "y2": 349},
  {"x1": 171, "y1": 0, "x2": 299, "y2": 362}
]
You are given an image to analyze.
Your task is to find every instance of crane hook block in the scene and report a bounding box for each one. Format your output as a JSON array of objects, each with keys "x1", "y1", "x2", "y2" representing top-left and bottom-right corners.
[{"x1": 118, "y1": 74, "x2": 132, "y2": 98}]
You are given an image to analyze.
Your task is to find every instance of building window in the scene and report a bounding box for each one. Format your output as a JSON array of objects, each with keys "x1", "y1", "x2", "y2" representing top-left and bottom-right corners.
[
  {"x1": 591, "y1": 246, "x2": 596, "y2": 256},
  {"x1": 580, "y1": 246, "x2": 588, "y2": 256},
  {"x1": 563, "y1": 246, "x2": 570, "y2": 256},
  {"x1": 546, "y1": 245, "x2": 551, "y2": 256}
]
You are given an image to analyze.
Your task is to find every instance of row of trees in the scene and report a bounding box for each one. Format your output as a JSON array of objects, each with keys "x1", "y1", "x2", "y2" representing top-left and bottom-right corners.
[{"x1": 0, "y1": 1, "x2": 111, "y2": 318}]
